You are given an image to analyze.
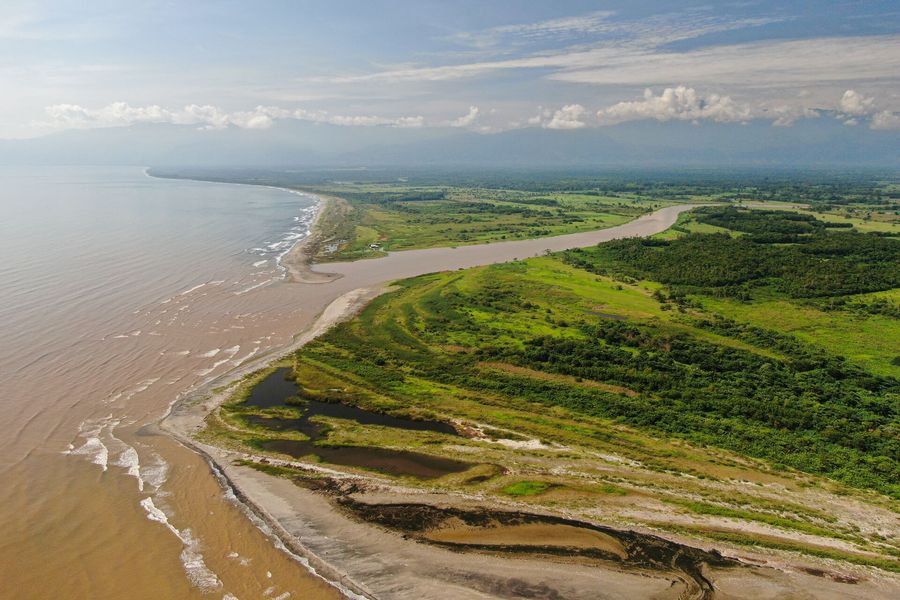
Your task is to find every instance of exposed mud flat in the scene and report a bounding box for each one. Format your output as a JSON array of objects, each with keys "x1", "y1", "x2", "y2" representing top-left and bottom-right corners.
[
  {"x1": 320, "y1": 485, "x2": 736, "y2": 600},
  {"x1": 222, "y1": 468, "x2": 891, "y2": 600}
]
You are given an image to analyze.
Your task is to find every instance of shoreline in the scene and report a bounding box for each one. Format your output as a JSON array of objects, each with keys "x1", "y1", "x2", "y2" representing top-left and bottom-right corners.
[
  {"x1": 160, "y1": 285, "x2": 387, "y2": 599},
  {"x1": 156, "y1": 186, "x2": 898, "y2": 598},
  {"x1": 281, "y1": 192, "x2": 348, "y2": 284},
  {"x1": 154, "y1": 193, "x2": 708, "y2": 598},
  {"x1": 145, "y1": 168, "x2": 331, "y2": 283}
]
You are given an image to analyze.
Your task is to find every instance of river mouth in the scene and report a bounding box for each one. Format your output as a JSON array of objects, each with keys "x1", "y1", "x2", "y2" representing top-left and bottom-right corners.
[{"x1": 238, "y1": 367, "x2": 472, "y2": 478}]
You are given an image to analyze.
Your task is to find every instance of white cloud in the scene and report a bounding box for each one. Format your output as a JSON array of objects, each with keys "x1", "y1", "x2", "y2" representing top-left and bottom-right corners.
[
  {"x1": 41, "y1": 102, "x2": 424, "y2": 130},
  {"x1": 448, "y1": 10, "x2": 617, "y2": 48},
  {"x1": 552, "y1": 36, "x2": 900, "y2": 88},
  {"x1": 769, "y1": 105, "x2": 820, "y2": 127},
  {"x1": 544, "y1": 104, "x2": 586, "y2": 129},
  {"x1": 835, "y1": 89, "x2": 900, "y2": 129},
  {"x1": 871, "y1": 110, "x2": 900, "y2": 130},
  {"x1": 596, "y1": 87, "x2": 751, "y2": 125},
  {"x1": 450, "y1": 105, "x2": 480, "y2": 128},
  {"x1": 174, "y1": 104, "x2": 232, "y2": 128},
  {"x1": 839, "y1": 90, "x2": 875, "y2": 116},
  {"x1": 323, "y1": 35, "x2": 900, "y2": 92}
]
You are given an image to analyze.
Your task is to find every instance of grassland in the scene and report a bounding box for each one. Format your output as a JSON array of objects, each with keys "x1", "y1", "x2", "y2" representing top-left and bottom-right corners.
[
  {"x1": 210, "y1": 246, "x2": 898, "y2": 572},
  {"x1": 194, "y1": 176, "x2": 899, "y2": 575},
  {"x1": 302, "y1": 184, "x2": 683, "y2": 261}
]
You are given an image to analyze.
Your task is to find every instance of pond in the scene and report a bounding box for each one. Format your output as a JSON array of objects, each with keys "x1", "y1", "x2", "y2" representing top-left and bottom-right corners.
[{"x1": 242, "y1": 367, "x2": 471, "y2": 479}]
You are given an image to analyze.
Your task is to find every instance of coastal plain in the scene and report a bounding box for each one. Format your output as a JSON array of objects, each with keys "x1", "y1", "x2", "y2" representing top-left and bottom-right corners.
[{"x1": 162, "y1": 176, "x2": 900, "y2": 600}]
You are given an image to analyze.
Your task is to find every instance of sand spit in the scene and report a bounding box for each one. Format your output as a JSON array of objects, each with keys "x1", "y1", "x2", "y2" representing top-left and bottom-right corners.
[
  {"x1": 161, "y1": 200, "x2": 899, "y2": 599},
  {"x1": 283, "y1": 193, "x2": 347, "y2": 284}
]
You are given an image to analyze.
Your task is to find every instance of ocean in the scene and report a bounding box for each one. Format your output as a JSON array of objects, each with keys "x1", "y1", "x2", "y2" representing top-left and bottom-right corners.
[{"x1": 0, "y1": 166, "x2": 341, "y2": 599}]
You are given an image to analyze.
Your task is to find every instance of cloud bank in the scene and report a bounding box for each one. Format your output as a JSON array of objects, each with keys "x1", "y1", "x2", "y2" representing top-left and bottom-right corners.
[
  {"x1": 42, "y1": 102, "x2": 425, "y2": 130},
  {"x1": 597, "y1": 87, "x2": 751, "y2": 125},
  {"x1": 41, "y1": 88, "x2": 900, "y2": 135},
  {"x1": 545, "y1": 104, "x2": 587, "y2": 129}
]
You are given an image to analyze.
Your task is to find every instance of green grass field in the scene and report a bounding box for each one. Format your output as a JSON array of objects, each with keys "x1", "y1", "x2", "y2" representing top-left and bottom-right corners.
[
  {"x1": 305, "y1": 185, "x2": 686, "y2": 260},
  {"x1": 209, "y1": 199, "x2": 899, "y2": 571},
  {"x1": 212, "y1": 254, "x2": 898, "y2": 569}
]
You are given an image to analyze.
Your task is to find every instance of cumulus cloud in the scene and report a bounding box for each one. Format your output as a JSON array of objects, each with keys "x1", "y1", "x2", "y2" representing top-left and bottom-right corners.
[
  {"x1": 769, "y1": 105, "x2": 820, "y2": 127},
  {"x1": 544, "y1": 104, "x2": 586, "y2": 129},
  {"x1": 596, "y1": 86, "x2": 751, "y2": 125},
  {"x1": 450, "y1": 106, "x2": 480, "y2": 128},
  {"x1": 45, "y1": 102, "x2": 182, "y2": 128},
  {"x1": 836, "y1": 89, "x2": 900, "y2": 129},
  {"x1": 42, "y1": 102, "x2": 424, "y2": 130},
  {"x1": 871, "y1": 110, "x2": 900, "y2": 130},
  {"x1": 839, "y1": 90, "x2": 875, "y2": 116}
]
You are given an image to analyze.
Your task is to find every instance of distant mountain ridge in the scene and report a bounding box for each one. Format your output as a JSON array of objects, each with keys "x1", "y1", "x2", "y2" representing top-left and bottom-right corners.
[{"x1": 1, "y1": 117, "x2": 897, "y2": 167}]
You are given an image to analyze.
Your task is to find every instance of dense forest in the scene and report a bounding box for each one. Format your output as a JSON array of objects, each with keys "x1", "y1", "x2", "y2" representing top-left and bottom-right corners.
[
  {"x1": 477, "y1": 318, "x2": 899, "y2": 496},
  {"x1": 565, "y1": 208, "x2": 900, "y2": 299},
  {"x1": 300, "y1": 263, "x2": 899, "y2": 497}
]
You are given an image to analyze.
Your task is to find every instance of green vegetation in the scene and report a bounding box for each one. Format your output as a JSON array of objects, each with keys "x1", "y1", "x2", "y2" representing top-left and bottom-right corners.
[
  {"x1": 200, "y1": 182, "x2": 898, "y2": 570},
  {"x1": 271, "y1": 207, "x2": 898, "y2": 500},
  {"x1": 292, "y1": 176, "x2": 899, "y2": 260},
  {"x1": 670, "y1": 500, "x2": 854, "y2": 541},
  {"x1": 571, "y1": 207, "x2": 900, "y2": 300},
  {"x1": 502, "y1": 481, "x2": 552, "y2": 496},
  {"x1": 305, "y1": 185, "x2": 678, "y2": 260},
  {"x1": 582, "y1": 206, "x2": 900, "y2": 376}
]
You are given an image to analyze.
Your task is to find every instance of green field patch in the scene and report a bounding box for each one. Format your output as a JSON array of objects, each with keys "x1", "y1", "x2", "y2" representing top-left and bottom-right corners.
[{"x1": 502, "y1": 481, "x2": 553, "y2": 496}]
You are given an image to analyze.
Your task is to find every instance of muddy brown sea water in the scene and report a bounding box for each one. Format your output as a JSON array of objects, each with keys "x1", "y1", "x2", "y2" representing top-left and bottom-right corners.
[
  {"x1": 0, "y1": 167, "x2": 698, "y2": 599},
  {"x1": 0, "y1": 167, "x2": 343, "y2": 600}
]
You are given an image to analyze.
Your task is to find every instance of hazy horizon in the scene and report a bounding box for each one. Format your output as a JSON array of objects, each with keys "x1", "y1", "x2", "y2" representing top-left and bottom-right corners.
[{"x1": 1, "y1": 1, "x2": 897, "y2": 167}]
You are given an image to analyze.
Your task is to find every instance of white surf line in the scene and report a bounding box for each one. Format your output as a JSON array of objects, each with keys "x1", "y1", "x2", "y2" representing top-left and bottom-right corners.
[
  {"x1": 231, "y1": 346, "x2": 260, "y2": 367},
  {"x1": 114, "y1": 445, "x2": 143, "y2": 491},
  {"x1": 145, "y1": 170, "x2": 324, "y2": 281},
  {"x1": 139, "y1": 497, "x2": 223, "y2": 592},
  {"x1": 64, "y1": 415, "x2": 116, "y2": 472},
  {"x1": 104, "y1": 377, "x2": 161, "y2": 405},
  {"x1": 273, "y1": 202, "x2": 321, "y2": 277},
  {"x1": 178, "y1": 283, "x2": 207, "y2": 296},
  {"x1": 234, "y1": 279, "x2": 272, "y2": 296},
  {"x1": 208, "y1": 462, "x2": 369, "y2": 600}
]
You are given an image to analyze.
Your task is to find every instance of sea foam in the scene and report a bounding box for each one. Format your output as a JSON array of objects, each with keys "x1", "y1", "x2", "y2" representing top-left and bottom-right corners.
[{"x1": 139, "y1": 497, "x2": 222, "y2": 591}]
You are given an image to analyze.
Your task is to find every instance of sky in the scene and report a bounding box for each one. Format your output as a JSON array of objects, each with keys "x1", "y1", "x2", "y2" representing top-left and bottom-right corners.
[{"x1": 2, "y1": 0, "x2": 899, "y2": 139}]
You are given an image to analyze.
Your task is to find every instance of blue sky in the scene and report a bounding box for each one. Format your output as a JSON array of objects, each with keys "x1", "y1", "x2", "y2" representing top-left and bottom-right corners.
[{"x1": 1, "y1": 0, "x2": 899, "y2": 138}]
